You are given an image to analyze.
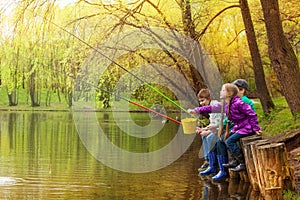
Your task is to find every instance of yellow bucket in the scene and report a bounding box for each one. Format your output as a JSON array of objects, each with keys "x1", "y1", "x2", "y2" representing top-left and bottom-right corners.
[{"x1": 181, "y1": 118, "x2": 197, "y2": 134}]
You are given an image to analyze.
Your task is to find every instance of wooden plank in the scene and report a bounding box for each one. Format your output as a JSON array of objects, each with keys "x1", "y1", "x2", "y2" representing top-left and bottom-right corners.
[{"x1": 241, "y1": 134, "x2": 262, "y2": 148}]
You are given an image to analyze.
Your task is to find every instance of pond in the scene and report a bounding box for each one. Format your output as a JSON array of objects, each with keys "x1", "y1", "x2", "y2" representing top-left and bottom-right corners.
[{"x1": 0, "y1": 111, "x2": 258, "y2": 199}]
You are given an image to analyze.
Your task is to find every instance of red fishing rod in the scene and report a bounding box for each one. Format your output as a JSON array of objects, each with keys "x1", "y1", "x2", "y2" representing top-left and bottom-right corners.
[
  {"x1": 21, "y1": 10, "x2": 187, "y2": 124},
  {"x1": 25, "y1": 57, "x2": 182, "y2": 125},
  {"x1": 129, "y1": 101, "x2": 181, "y2": 125},
  {"x1": 67, "y1": 74, "x2": 182, "y2": 125}
]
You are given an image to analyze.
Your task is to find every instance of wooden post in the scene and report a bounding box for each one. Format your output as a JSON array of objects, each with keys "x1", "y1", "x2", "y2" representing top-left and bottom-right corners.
[
  {"x1": 239, "y1": 171, "x2": 249, "y2": 182},
  {"x1": 256, "y1": 143, "x2": 290, "y2": 200},
  {"x1": 228, "y1": 178, "x2": 240, "y2": 193},
  {"x1": 249, "y1": 139, "x2": 271, "y2": 191},
  {"x1": 240, "y1": 135, "x2": 262, "y2": 182},
  {"x1": 229, "y1": 170, "x2": 240, "y2": 179},
  {"x1": 246, "y1": 189, "x2": 264, "y2": 200},
  {"x1": 288, "y1": 147, "x2": 299, "y2": 193}
]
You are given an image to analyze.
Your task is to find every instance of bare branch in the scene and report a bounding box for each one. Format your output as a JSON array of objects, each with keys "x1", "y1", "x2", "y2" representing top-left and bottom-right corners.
[{"x1": 198, "y1": 5, "x2": 240, "y2": 40}]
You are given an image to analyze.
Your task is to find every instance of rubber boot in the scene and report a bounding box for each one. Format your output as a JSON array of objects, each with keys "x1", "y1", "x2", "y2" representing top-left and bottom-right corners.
[
  {"x1": 222, "y1": 157, "x2": 239, "y2": 168},
  {"x1": 212, "y1": 155, "x2": 230, "y2": 181},
  {"x1": 198, "y1": 160, "x2": 209, "y2": 172},
  {"x1": 199, "y1": 151, "x2": 218, "y2": 176},
  {"x1": 230, "y1": 153, "x2": 246, "y2": 172}
]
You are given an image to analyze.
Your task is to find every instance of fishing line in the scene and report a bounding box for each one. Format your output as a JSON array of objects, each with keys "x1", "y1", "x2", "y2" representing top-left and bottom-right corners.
[
  {"x1": 70, "y1": 73, "x2": 182, "y2": 125},
  {"x1": 30, "y1": 10, "x2": 190, "y2": 114},
  {"x1": 6, "y1": 41, "x2": 181, "y2": 124},
  {"x1": 14, "y1": 48, "x2": 182, "y2": 125},
  {"x1": 49, "y1": 66, "x2": 182, "y2": 125}
]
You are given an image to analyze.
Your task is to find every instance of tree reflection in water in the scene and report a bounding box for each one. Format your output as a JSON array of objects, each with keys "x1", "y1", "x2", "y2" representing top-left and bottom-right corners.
[{"x1": 199, "y1": 178, "x2": 264, "y2": 199}]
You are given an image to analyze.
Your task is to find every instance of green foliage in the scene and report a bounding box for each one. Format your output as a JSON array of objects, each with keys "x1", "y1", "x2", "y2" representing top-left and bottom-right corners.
[
  {"x1": 0, "y1": 87, "x2": 67, "y2": 109},
  {"x1": 283, "y1": 190, "x2": 300, "y2": 200},
  {"x1": 0, "y1": 0, "x2": 299, "y2": 110},
  {"x1": 257, "y1": 97, "x2": 300, "y2": 136}
]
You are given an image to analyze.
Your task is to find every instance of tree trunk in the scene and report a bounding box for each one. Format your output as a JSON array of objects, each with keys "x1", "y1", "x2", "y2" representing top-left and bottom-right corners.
[
  {"x1": 28, "y1": 68, "x2": 40, "y2": 107},
  {"x1": 181, "y1": 0, "x2": 206, "y2": 94},
  {"x1": 260, "y1": 0, "x2": 300, "y2": 117},
  {"x1": 239, "y1": 0, "x2": 274, "y2": 115},
  {"x1": 7, "y1": 89, "x2": 18, "y2": 106}
]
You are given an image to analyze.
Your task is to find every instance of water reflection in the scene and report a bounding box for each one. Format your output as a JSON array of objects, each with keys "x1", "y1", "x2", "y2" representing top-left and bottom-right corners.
[
  {"x1": 0, "y1": 111, "x2": 259, "y2": 199},
  {"x1": 198, "y1": 177, "x2": 265, "y2": 199}
]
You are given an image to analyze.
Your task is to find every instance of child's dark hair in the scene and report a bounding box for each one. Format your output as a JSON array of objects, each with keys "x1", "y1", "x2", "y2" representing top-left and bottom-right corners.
[{"x1": 197, "y1": 89, "x2": 211, "y2": 100}]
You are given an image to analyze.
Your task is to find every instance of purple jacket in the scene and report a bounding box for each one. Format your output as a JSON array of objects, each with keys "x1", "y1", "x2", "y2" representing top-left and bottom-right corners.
[{"x1": 194, "y1": 96, "x2": 260, "y2": 135}]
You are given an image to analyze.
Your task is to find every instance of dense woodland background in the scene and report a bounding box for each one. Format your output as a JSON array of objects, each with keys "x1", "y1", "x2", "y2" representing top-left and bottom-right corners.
[
  {"x1": 1, "y1": 1, "x2": 300, "y2": 197},
  {"x1": 0, "y1": 0, "x2": 299, "y2": 117}
]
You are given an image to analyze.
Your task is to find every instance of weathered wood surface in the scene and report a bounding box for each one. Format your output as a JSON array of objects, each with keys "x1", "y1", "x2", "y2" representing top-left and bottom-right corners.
[
  {"x1": 240, "y1": 135, "x2": 262, "y2": 184},
  {"x1": 240, "y1": 134, "x2": 262, "y2": 147},
  {"x1": 246, "y1": 189, "x2": 264, "y2": 200},
  {"x1": 250, "y1": 139, "x2": 271, "y2": 191},
  {"x1": 227, "y1": 132, "x2": 299, "y2": 196},
  {"x1": 266, "y1": 129, "x2": 300, "y2": 152},
  {"x1": 272, "y1": 129, "x2": 300, "y2": 195},
  {"x1": 228, "y1": 170, "x2": 239, "y2": 179},
  {"x1": 288, "y1": 147, "x2": 300, "y2": 195},
  {"x1": 256, "y1": 143, "x2": 291, "y2": 200}
]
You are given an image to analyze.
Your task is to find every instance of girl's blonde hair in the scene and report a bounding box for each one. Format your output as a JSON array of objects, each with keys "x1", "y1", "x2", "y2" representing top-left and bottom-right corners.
[
  {"x1": 223, "y1": 83, "x2": 239, "y2": 99},
  {"x1": 223, "y1": 83, "x2": 238, "y2": 139}
]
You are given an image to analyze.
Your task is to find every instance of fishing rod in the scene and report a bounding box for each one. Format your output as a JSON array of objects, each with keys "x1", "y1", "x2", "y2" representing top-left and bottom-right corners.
[
  {"x1": 15, "y1": 50, "x2": 182, "y2": 125},
  {"x1": 32, "y1": 10, "x2": 190, "y2": 114},
  {"x1": 67, "y1": 74, "x2": 182, "y2": 125}
]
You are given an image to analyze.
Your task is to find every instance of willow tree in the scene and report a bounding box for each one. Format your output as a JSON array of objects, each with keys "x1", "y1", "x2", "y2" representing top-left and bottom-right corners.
[
  {"x1": 13, "y1": 1, "x2": 55, "y2": 106},
  {"x1": 0, "y1": 43, "x2": 22, "y2": 106},
  {"x1": 76, "y1": 0, "x2": 210, "y2": 98},
  {"x1": 9, "y1": 0, "x2": 90, "y2": 107},
  {"x1": 260, "y1": 0, "x2": 300, "y2": 117}
]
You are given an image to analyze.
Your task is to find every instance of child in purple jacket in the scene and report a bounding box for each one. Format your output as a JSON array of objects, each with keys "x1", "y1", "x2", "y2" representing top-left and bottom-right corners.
[{"x1": 189, "y1": 83, "x2": 262, "y2": 178}]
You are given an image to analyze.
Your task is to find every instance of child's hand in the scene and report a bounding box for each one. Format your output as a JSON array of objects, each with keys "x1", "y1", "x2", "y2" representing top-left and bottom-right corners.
[
  {"x1": 207, "y1": 124, "x2": 217, "y2": 132},
  {"x1": 256, "y1": 130, "x2": 262, "y2": 135},
  {"x1": 196, "y1": 127, "x2": 202, "y2": 134},
  {"x1": 188, "y1": 109, "x2": 196, "y2": 115},
  {"x1": 200, "y1": 130, "x2": 210, "y2": 137}
]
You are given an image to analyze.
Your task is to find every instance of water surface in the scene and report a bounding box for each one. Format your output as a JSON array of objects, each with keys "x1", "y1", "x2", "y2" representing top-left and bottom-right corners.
[{"x1": 0, "y1": 111, "x2": 255, "y2": 199}]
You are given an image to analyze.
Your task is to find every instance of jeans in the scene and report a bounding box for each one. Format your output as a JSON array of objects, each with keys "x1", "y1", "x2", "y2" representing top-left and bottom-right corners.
[
  {"x1": 216, "y1": 139, "x2": 227, "y2": 156},
  {"x1": 202, "y1": 133, "x2": 218, "y2": 160},
  {"x1": 225, "y1": 132, "x2": 248, "y2": 154}
]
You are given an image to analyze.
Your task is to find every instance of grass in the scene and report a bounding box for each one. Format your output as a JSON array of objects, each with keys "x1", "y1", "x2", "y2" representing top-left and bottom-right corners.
[
  {"x1": 254, "y1": 97, "x2": 300, "y2": 137},
  {"x1": 283, "y1": 190, "x2": 300, "y2": 200}
]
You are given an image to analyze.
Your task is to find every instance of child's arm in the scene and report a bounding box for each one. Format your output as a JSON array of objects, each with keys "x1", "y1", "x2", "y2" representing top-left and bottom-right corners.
[{"x1": 188, "y1": 103, "x2": 222, "y2": 115}]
